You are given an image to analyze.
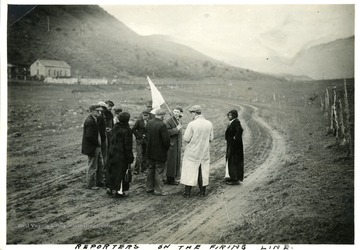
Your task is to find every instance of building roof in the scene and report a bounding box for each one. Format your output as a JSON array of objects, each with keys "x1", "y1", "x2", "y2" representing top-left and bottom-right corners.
[{"x1": 35, "y1": 59, "x2": 71, "y2": 68}]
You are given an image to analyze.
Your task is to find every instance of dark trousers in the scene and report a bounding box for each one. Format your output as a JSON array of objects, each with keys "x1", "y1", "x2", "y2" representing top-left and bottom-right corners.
[
  {"x1": 134, "y1": 140, "x2": 147, "y2": 172},
  {"x1": 86, "y1": 147, "x2": 104, "y2": 188},
  {"x1": 146, "y1": 158, "x2": 166, "y2": 194}
]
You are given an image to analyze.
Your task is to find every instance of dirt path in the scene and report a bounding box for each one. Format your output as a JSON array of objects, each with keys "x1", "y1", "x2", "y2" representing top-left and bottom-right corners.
[
  {"x1": 7, "y1": 100, "x2": 286, "y2": 244},
  {"x1": 158, "y1": 102, "x2": 287, "y2": 244}
]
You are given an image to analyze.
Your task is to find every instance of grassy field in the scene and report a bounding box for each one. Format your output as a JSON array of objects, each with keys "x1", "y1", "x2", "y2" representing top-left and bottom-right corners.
[{"x1": 6, "y1": 77, "x2": 354, "y2": 245}]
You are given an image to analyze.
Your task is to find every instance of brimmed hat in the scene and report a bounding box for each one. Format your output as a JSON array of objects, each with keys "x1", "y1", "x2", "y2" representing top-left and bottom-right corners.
[
  {"x1": 97, "y1": 101, "x2": 108, "y2": 108},
  {"x1": 174, "y1": 106, "x2": 183, "y2": 112},
  {"x1": 89, "y1": 104, "x2": 100, "y2": 111},
  {"x1": 142, "y1": 110, "x2": 151, "y2": 115},
  {"x1": 105, "y1": 100, "x2": 114, "y2": 107},
  {"x1": 155, "y1": 108, "x2": 166, "y2": 115},
  {"x1": 114, "y1": 108, "x2": 123, "y2": 114},
  {"x1": 189, "y1": 105, "x2": 201, "y2": 113},
  {"x1": 146, "y1": 101, "x2": 152, "y2": 107}
]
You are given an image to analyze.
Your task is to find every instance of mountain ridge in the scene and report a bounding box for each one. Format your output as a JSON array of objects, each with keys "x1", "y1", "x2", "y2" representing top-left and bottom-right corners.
[{"x1": 7, "y1": 5, "x2": 274, "y2": 82}]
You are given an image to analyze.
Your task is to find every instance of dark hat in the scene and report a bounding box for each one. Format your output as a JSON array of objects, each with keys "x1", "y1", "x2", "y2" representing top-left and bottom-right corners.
[
  {"x1": 118, "y1": 112, "x2": 130, "y2": 123},
  {"x1": 174, "y1": 106, "x2": 183, "y2": 112},
  {"x1": 146, "y1": 101, "x2": 152, "y2": 107},
  {"x1": 142, "y1": 110, "x2": 151, "y2": 115},
  {"x1": 105, "y1": 100, "x2": 114, "y2": 107},
  {"x1": 155, "y1": 108, "x2": 166, "y2": 115},
  {"x1": 189, "y1": 105, "x2": 201, "y2": 113},
  {"x1": 114, "y1": 108, "x2": 123, "y2": 114},
  {"x1": 228, "y1": 110, "x2": 238, "y2": 118},
  {"x1": 89, "y1": 104, "x2": 100, "y2": 111}
]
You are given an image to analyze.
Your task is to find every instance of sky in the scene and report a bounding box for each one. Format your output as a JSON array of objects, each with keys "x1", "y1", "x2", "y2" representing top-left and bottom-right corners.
[{"x1": 100, "y1": 3, "x2": 355, "y2": 73}]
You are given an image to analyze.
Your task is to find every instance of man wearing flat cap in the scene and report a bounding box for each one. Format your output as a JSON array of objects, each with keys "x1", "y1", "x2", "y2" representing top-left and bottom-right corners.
[
  {"x1": 143, "y1": 100, "x2": 155, "y2": 120},
  {"x1": 180, "y1": 105, "x2": 214, "y2": 198},
  {"x1": 81, "y1": 104, "x2": 105, "y2": 190},
  {"x1": 145, "y1": 108, "x2": 170, "y2": 196},
  {"x1": 164, "y1": 106, "x2": 183, "y2": 185},
  {"x1": 132, "y1": 110, "x2": 151, "y2": 174},
  {"x1": 113, "y1": 108, "x2": 123, "y2": 124}
]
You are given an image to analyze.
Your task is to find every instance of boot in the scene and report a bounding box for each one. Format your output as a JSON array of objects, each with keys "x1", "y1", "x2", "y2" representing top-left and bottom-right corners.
[
  {"x1": 183, "y1": 185, "x2": 191, "y2": 198},
  {"x1": 200, "y1": 186, "x2": 206, "y2": 197}
]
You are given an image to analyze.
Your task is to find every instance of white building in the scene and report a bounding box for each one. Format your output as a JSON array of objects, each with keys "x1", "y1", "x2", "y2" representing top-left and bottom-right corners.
[{"x1": 30, "y1": 59, "x2": 71, "y2": 79}]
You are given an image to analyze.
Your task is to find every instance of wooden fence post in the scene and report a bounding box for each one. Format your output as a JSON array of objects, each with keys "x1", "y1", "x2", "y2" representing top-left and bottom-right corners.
[
  {"x1": 320, "y1": 94, "x2": 324, "y2": 111},
  {"x1": 324, "y1": 88, "x2": 330, "y2": 118},
  {"x1": 331, "y1": 87, "x2": 339, "y2": 137},
  {"x1": 338, "y1": 96, "x2": 345, "y2": 142},
  {"x1": 343, "y1": 79, "x2": 353, "y2": 156}
]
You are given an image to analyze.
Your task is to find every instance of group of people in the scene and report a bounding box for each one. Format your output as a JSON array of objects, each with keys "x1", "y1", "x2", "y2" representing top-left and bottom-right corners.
[{"x1": 81, "y1": 100, "x2": 244, "y2": 198}]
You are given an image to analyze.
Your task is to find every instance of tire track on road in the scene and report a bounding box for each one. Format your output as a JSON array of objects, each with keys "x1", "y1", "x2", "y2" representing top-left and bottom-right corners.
[{"x1": 154, "y1": 102, "x2": 286, "y2": 243}]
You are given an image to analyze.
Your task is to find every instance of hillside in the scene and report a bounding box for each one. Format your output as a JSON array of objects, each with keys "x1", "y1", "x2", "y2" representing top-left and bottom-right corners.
[
  {"x1": 277, "y1": 36, "x2": 354, "y2": 80},
  {"x1": 7, "y1": 5, "x2": 274, "y2": 81}
]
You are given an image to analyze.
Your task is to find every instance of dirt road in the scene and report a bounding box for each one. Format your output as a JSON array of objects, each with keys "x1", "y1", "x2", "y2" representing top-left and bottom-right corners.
[{"x1": 7, "y1": 97, "x2": 285, "y2": 244}]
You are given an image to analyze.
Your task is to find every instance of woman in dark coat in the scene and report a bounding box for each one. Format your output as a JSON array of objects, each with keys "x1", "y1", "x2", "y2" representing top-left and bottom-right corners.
[
  {"x1": 106, "y1": 112, "x2": 134, "y2": 198},
  {"x1": 225, "y1": 109, "x2": 244, "y2": 185}
]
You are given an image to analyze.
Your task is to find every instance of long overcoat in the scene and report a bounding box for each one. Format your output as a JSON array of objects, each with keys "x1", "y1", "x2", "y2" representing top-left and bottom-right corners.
[
  {"x1": 81, "y1": 115, "x2": 100, "y2": 156},
  {"x1": 180, "y1": 115, "x2": 214, "y2": 186},
  {"x1": 165, "y1": 116, "x2": 182, "y2": 178},
  {"x1": 107, "y1": 122, "x2": 134, "y2": 192},
  {"x1": 146, "y1": 118, "x2": 170, "y2": 162},
  {"x1": 225, "y1": 118, "x2": 244, "y2": 181}
]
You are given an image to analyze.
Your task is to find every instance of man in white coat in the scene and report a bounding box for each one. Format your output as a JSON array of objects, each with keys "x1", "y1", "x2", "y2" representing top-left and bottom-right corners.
[{"x1": 180, "y1": 105, "x2": 214, "y2": 197}]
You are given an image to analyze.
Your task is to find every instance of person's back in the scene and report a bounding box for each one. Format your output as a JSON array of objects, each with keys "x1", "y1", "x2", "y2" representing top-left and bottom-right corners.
[
  {"x1": 183, "y1": 115, "x2": 213, "y2": 163},
  {"x1": 180, "y1": 105, "x2": 214, "y2": 197},
  {"x1": 146, "y1": 117, "x2": 170, "y2": 162},
  {"x1": 145, "y1": 108, "x2": 170, "y2": 196}
]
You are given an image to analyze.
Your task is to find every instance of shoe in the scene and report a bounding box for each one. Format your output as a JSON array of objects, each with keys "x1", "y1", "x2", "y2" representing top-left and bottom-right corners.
[
  {"x1": 226, "y1": 180, "x2": 240, "y2": 185},
  {"x1": 154, "y1": 192, "x2": 168, "y2": 196},
  {"x1": 199, "y1": 186, "x2": 207, "y2": 197},
  {"x1": 182, "y1": 193, "x2": 190, "y2": 198},
  {"x1": 168, "y1": 181, "x2": 179, "y2": 186},
  {"x1": 199, "y1": 192, "x2": 207, "y2": 197},
  {"x1": 114, "y1": 192, "x2": 128, "y2": 198},
  {"x1": 96, "y1": 183, "x2": 105, "y2": 188},
  {"x1": 106, "y1": 188, "x2": 113, "y2": 196},
  {"x1": 183, "y1": 186, "x2": 192, "y2": 198},
  {"x1": 146, "y1": 190, "x2": 154, "y2": 193}
]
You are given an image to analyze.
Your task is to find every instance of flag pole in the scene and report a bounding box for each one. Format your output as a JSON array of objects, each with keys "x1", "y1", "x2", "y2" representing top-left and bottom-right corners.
[
  {"x1": 147, "y1": 76, "x2": 179, "y2": 126},
  {"x1": 163, "y1": 101, "x2": 179, "y2": 126}
]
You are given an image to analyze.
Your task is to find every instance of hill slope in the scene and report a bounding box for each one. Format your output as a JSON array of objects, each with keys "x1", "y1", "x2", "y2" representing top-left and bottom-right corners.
[
  {"x1": 275, "y1": 36, "x2": 354, "y2": 80},
  {"x1": 7, "y1": 5, "x2": 273, "y2": 81}
]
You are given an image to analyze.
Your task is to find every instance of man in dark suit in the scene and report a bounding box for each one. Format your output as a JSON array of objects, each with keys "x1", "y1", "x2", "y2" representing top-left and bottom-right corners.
[
  {"x1": 132, "y1": 110, "x2": 151, "y2": 174},
  {"x1": 145, "y1": 108, "x2": 170, "y2": 196},
  {"x1": 164, "y1": 107, "x2": 183, "y2": 185},
  {"x1": 81, "y1": 104, "x2": 104, "y2": 190}
]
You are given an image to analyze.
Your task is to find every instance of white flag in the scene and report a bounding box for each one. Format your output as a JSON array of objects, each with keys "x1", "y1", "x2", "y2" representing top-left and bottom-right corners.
[{"x1": 147, "y1": 76, "x2": 165, "y2": 114}]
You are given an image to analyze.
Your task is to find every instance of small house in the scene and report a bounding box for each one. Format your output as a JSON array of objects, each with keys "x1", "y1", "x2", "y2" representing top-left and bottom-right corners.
[{"x1": 30, "y1": 59, "x2": 71, "y2": 79}]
